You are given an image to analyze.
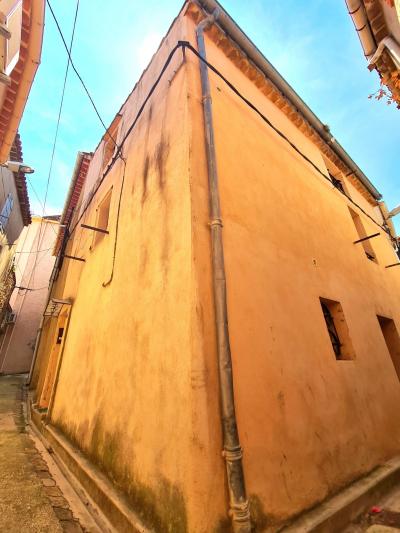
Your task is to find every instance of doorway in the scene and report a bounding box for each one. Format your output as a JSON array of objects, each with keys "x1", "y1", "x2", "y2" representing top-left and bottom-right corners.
[{"x1": 38, "y1": 307, "x2": 70, "y2": 409}]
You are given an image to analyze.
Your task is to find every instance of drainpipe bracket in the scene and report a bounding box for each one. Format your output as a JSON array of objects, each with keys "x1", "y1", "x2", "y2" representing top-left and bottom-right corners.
[
  {"x1": 222, "y1": 445, "x2": 243, "y2": 461},
  {"x1": 209, "y1": 218, "x2": 223, "y2": 228},
  {"x1": 229, "y1": 502, "x2": 251, "y2": 522},
  {"x1": 196, "y1": 8, "x2": 221, "y2": 35}
]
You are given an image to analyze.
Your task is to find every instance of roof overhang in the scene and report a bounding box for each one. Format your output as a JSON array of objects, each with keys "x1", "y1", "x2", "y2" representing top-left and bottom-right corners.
[
  {"x1": 346, "y1": 0, "x2": 400, "y2": 106},
  {"x1": 0, "y1": 0, "x2": 45, "y2": 163},
  {"x1": 53, "y1": 152, "x2": 92, "y2": 255},
  {"x1": 9, "y1": 132, "x2": 31, "y2": 225},
  {"x1": 191, "y1": 0, "x2": 382, "y2": 201}
]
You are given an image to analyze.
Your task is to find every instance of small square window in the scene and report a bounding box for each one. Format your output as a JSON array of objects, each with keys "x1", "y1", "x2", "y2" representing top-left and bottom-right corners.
[
  {"x1": 319, "y1": 297, "x2": 355, "y2": 360},
  {"x1": 92, "y1": 189, "x2": 112, "y2": 247}
]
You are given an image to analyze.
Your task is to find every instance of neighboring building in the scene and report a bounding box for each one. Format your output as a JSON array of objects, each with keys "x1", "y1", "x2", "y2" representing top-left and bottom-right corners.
[
  {"x1": 0, "y1": 215, "x2": 59, "y2": 375},
  {"x1": 0, "y1": 133, "x2": 31, "y2": 326},
  {"x1": 0, "y1": 0, "x2": 45, "y2": 161},
  {"x1": 31, "y1": 2, "x2": 400, "y2": 532},
  {"x1": 0, "y1": 0, "x2": 45, "y2": 343},
  {"x1": 346, "y1": 0, "x2": 400, "y2": 105}
]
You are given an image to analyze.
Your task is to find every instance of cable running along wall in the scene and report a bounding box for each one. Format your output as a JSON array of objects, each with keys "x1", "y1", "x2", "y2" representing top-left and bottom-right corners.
[{"x1": 56, "y1": 41, "x2": 394, "y2": 253}]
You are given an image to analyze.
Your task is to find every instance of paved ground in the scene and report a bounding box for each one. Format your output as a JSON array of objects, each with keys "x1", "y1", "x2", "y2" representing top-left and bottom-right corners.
[
  {"x1": 2, "y1": 374, "x2": 400, "y2": 533},
  {"x1": 0, "y1": 374, "x2": 87, "y2": 532},
  {"x1": 343, "y1": 483, "x2": 400, "y2": 532}
]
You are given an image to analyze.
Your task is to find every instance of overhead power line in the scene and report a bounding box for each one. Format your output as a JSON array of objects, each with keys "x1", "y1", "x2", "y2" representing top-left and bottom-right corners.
[
  {"x1": 46, "y1": 0, "x2": 117, "y2": 147},
  {"x1": 15, "y1": 247, "x2": 53, "y2": 254},
  {"x1": 28, "y1": 1, "x2": 79, "y2": 290},
  {"x1": 61, "y1": 41, "x2": 392, "y2": 253},
  {"x1": 39, "y1": 0, "x2": 80, "y2": 224}
]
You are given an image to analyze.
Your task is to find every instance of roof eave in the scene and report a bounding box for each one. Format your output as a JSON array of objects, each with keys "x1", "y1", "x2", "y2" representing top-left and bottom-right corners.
[{"x1": 195, "y1": 0, "x2": 382, "y2": 201}]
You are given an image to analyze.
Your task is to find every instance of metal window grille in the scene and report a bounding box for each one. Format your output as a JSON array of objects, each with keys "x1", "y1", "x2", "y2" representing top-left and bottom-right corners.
[
  {"x1": 0, "y1": 193, "x2": 14, "y2": 231},
  {"x1": 321, "y1": 302, "x2": 342, "y2": 358},
  {"x1": 331, "y1": 176, "x2": 346, "y2": 195}
]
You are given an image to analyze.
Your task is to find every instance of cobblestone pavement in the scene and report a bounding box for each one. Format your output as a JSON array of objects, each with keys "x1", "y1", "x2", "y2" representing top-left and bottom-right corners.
[{"x1": 0, "y1": 374, "x2": 85, "y2": 532}]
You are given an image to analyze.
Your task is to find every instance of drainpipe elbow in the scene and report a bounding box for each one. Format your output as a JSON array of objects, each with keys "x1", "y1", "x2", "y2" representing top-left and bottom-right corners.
[{"x1": 196, "y1": 8, "x2": 220, "y2": 37}]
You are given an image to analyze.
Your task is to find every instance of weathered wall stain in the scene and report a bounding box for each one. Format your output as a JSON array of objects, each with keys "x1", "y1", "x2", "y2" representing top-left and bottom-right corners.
[
  {"x1": 54, "y1": 411, "x2": 188, "y2": 532},
  {"x1": 155, "y1": 135, "x2": 170, "y2": 191},
  {"x1": 142, "y1": 155, "x2": 150, "y2": 204}
]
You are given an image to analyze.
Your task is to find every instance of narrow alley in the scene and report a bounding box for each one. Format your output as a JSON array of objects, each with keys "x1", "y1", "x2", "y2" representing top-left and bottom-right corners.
[
  {"x1": 1, "y1": 0, "x2": 400, "y2": 531},
  {"x1": 0, "y1": 375, "x2": 97, "y2": 533}
]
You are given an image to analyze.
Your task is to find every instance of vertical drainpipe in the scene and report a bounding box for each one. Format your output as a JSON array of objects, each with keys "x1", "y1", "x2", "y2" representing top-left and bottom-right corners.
[{"x1": 196, "y1": 13, "x2": 251, "y2": 533}]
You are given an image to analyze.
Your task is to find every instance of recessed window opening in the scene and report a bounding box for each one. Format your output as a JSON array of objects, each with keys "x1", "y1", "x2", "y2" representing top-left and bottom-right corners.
[
  {"x1": 0, "y1": 193, "x2": 13, "y2": 232},
  {"x1": 56, "y1": 327, "x2": 64, "y2": 345},
  {"x1": 329, "y1": 173, "x2": 347, "y2": 196},
  {"x1": 102, "y1": 114, "x2": 121, "y2": 171},
  {"x1": 319, "y1": 297, "x2": 355, "y2": 360},
  {"x1": 348, "y1": 207, "x2": 377, "y2": 263},
  {"x1": 377, "y1": 315, "x2": 400, "y2": 381},
  {"x1": 93, "y1": 189, "x2": 112, "y2": 247}
]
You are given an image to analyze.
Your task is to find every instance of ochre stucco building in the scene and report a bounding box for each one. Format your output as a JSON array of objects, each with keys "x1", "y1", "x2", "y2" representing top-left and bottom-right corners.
[
  {"x1": 31, "y1": 1, "x2": 400, "y2": 531},
  {"x1": 0, "y1": 215, "x2": 59, "y2": 375},
  {"x1": 346, "y1": 0, "x2": 400, "y2": 106},
  {"x1": 0, "y1": 0, "x2": 44, "y2": 336}
]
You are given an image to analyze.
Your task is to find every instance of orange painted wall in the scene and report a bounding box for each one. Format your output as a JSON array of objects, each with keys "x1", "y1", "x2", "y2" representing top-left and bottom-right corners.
[
  {"x1": 186, "y1": 15, "x2": 400, "y2": 527},
  {"x1": 32, "y1": 4, "x2": 400, "y2": 532}
]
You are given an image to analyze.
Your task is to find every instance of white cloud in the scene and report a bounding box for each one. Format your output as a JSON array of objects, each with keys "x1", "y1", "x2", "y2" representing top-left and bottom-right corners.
[
  {"x1": 29, "y1": 199, "x2": 61, "y2": 217},
  {"x1": 135, "y1": 31, "x2": 163, "y2": 71}
]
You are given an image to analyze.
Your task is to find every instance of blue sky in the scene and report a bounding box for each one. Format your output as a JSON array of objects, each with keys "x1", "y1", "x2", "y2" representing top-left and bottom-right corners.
[{"x1": 19, "y1": 0, "x2": 400, "y2": 231}]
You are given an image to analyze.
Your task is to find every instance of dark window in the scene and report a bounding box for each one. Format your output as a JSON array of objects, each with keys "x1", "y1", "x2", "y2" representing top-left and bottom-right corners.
[
  {"x1": 319, "y1": 297, "x2": 355, "y2": 360},
  {"x1": 321, "y1": 301, "x2": 341, "y2": 358},
  {"x1": 0, "y1": 193, "x2": 13, "y2": 232},
  {"x1": 102, "y1": 115, "x2": 121, "y2": 171},
  {"x1": 330, "y1": 175, "x2": 346, "y2": 195},
  {"x1": 377, "y1": 315, "x2": 400, "y2": 382},
  {"x1": 348, "y1": 207, "x2": 377, "y2": 263},
  {"x1": 56, "y1": 327, "x2": 64, "y2": 344}
]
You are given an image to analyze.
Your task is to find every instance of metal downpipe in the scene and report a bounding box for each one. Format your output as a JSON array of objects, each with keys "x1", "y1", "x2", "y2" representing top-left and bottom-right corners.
[{"x1": 196, "y1": 13, "x2": 251, "y2": 533}]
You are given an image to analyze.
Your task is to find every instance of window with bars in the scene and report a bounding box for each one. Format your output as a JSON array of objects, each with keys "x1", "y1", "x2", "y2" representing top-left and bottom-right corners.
[
  {"x1": 319, "y1": 297, "x2": 355, "y2": 360},
  {"x1": 0, "y1": 193, "x2": 13, "y2": 232},
  {"x1": 377, "y1": 315, "x2": 400, "y2": 381},
  {"x1": 330, "y1": 174, "x2": 347, "y2": 195},
  {"x1": 321, "y1": 301, "x2": 341, "y2": 358}
]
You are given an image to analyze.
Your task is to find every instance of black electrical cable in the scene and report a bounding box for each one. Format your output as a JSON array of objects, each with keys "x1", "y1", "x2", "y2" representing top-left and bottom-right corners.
[
  {"x1": 102, "y1": 154, "x2": 127, "y2": 287},
  {"x1": 64, "y1": 40, "x2": 394, "y2": 252},
  {"x1": 40, "y1": 0, "x2": 79, "y2": 220},
  {"x1": 29, "y1": 0, "x2": 79, "y2": 291},
  {"x1": 67, "y1": 41, "x2": 183, "y2": 239},
  {"x1": 180, "y1": 42, "x2": 393, "y2": 238},
  {"x1": 46, "y1": 0, "x2": 117, "y2": 148}
]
